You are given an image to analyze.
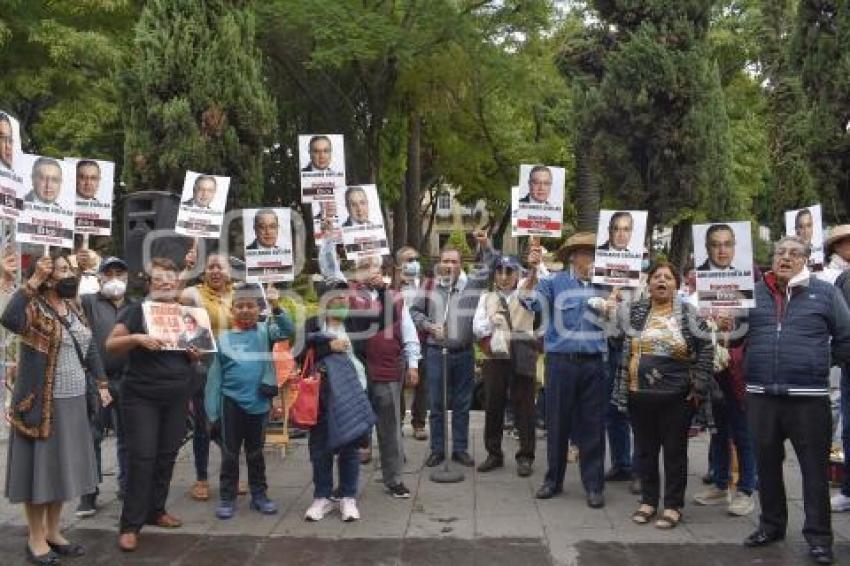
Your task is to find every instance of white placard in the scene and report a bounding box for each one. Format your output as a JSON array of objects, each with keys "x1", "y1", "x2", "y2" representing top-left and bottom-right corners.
[
  {"x1": 693, "y1": 221, "x2": 755, "y2": 309},
  {"x1": 299, "y1": 134, "x2": 346, "y2": 203},
  {"x1": 512, "y1": 164, "x2": 565, "y2": 237},
  {"x1": 174, "y1": 171, "x2": 230, "y2": 239},
  {"x1": 17, "y1": 154, "x2": 75, "y2": 249},
  {"x1": 335, "y1": 184, "x2": 389, "y2": 259},
  {"x1": 142, "y1": 302, "x2": 217, "y2": 352},
  {"x1": 311, "y1": 199, "x2": 341, "y2": 247},
  {"x1": 243, "y1": 207, "x2": 294, "y2": 282},
  {"x1": 592, "y1": 210, "x2": 648, "y2": 288},
  {"x1": 0, "y1": 110, "x2": 23, "y2": 173},
  {"x1": 65, "y1": 157, "x2": 115, "y2": 236},
  {"x1": 784, "y1": 204, "x2": 824, "y2": 272}
]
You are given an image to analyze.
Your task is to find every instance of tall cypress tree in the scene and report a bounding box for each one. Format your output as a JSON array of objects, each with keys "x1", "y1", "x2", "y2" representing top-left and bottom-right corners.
[
  {"x1": 560, "y1": 1, "x2": 738, "y2": 264},
  {"x1": 121, "y1": 0, "x2": 274, "y2": 204},
  {"x1": 791, "y1": 0, "x2": 850, "y2": 221}
]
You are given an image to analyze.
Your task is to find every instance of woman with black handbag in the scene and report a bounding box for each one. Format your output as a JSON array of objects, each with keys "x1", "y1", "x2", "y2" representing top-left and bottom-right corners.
[
  {"x1": 613, "y1": 261, "x2": 714, "y2": 530},
  {"x1": 2, "y1": 253, "x2": 108, "y2": 565}
]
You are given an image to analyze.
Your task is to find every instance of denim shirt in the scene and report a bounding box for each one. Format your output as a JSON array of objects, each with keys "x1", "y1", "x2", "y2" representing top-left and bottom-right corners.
[{"x1": 520, "y1": 271, "x2": 608, "y2": 354}]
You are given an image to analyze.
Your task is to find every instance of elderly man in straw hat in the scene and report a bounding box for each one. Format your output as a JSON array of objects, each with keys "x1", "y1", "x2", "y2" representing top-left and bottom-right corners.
[
  {"x1": 520, "y1": 232, "x2": 617, "y2": 507},
  {"x1": 824, "y1": 224, "x2": 850, "y2": 514}
]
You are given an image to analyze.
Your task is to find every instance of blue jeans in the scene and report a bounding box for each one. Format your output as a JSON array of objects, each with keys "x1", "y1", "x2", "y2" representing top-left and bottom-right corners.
[
  {"x1": 426, "y1": 346, "x2": 475, "y2": 455},
  {"x1": 543, "y1": 353, "x2": 606, "y2": 493},
  {"x1": 312, "y1": 441, "x2": 360, "y2": 499},
  {"x1": 841, "y1": 368, "x2": 850, "y2": 496},
  {"x1": 712, "y1": 394, "x2": 757, "y2": 494},
  {"x1": 605, "y1": 347, "x2": 632, "y2": 472}
]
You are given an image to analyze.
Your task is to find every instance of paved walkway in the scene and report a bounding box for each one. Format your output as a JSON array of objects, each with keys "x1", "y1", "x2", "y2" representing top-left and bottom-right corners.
[{"x1": 1, "y1": 413, "x2": 849, "y2": 564}]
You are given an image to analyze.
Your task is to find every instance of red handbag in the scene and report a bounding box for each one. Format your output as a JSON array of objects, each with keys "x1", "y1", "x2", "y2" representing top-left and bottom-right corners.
[{"x1": 289, "y1": 348, "x2": 321, "y2": 428}]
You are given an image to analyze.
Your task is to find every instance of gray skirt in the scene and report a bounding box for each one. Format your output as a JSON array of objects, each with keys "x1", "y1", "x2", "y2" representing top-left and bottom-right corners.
[{"x1": 5, "y1": 395, "x2": 98, "y2": 504}]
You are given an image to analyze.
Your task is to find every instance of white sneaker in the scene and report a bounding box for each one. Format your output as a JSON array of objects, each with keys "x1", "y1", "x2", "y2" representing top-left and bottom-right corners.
[
  {"x1": 304, "y1": 498, "x2": 335, "y2": 522},
  {"x1": 727, "y1": 491, "x2": 755, "y2": 516},
  {"x1": 693, "y1": 486, "x2": 729, "y2": 506},
  {"x1": 340, "y1": 497, "x2": 360, "y2": 522},
  {"x1": 831, "y1": 492, "x2": 850, "y2": 512}
]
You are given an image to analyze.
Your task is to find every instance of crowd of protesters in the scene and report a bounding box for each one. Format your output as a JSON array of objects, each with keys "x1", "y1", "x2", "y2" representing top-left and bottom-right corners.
[{"x1": 3, "y1": 223, "x2": 850, "y2": 565}]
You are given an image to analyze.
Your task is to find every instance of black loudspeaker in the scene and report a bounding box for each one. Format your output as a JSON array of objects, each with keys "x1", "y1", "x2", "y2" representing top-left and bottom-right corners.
[{"x1": 123, "y1": 191, "x2": 190, "y2": 294}]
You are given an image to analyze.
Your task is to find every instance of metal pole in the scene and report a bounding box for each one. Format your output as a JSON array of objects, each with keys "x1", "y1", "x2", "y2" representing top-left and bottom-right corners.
[{"x1": 430, "y1": 287, "x2": 464, "y2": 483}]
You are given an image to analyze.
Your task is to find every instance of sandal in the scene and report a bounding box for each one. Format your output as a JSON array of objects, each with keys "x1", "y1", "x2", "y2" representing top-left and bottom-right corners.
[
  {"x1": 631, "y1": 504, "x2": 656, "y2": 525},
  {"x1": 654, "y1": 508, "x2": 682, "y2": 529}
]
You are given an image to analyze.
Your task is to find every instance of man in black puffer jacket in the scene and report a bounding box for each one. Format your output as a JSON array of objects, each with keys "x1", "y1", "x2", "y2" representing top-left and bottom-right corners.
[{"x1": 742, "y1": 236, "x2": 850, "y2": 565}]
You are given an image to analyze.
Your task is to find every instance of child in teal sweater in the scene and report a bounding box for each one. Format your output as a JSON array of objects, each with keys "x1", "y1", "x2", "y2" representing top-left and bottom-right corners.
[{"x1": 205, "y1": 283, "x2": 294, "y2": 519}]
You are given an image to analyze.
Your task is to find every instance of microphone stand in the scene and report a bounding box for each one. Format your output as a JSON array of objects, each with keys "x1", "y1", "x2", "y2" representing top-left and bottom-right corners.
[{"x1": 430, "y1": 283, "x2": 464, "y2": 483}]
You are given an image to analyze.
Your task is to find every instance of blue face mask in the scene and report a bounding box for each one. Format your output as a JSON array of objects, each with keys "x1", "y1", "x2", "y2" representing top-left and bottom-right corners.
[
  {"x1": 402, "y1": 260, "x2": 420, "y2": 278},
  {"x1": 641, "y1": 259, "x2": 650, "y2": 271}
]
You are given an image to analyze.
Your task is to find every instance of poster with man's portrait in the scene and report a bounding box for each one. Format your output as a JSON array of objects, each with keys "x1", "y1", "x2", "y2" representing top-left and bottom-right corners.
[
  {"x1": 0, "y1": 111, "x2": 24, "y2": 220},
  {"x1": 174, "y1": 171, "x2": 230, "y2": 239},
  {"x1": 0, "y1": 110, "x2": 22, "y2": 174},
  {"x1": 142, "y1": 302, "x2": 217, "y2": 353},
  {"x1": 512, "y1": 164, "x2": 565, "y2": 237},
  {"x1": 17, "y1": 153, "x2": 75, "y2": 249},
  {"x1": 65, "y1": 157, "x2": 115, "y2": 236},
  {"x1": 335, "y1": 184, "x2": 389, "y2": 259},
  {"x1": 692, "y1": 221, "x2": 755, "y2": 309},
  {"x1": 784, "y1": 204, "x2": 824, "y2": 271},
  {"x1": 299, "y1": 134, "x2": 346, "y2": 203},
  {"x1": 592, "y1": 210, "x2": 648, "y2": 287},
  {"x1": 243, "y1": 208, "x2": 294, "y2": 283},
  {"x1": 311, "y1": 199, "x2": 342, "y2": 247}
]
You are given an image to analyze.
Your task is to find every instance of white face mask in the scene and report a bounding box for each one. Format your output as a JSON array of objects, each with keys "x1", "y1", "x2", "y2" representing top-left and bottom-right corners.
[{"x1": 101, "y1": 278, "x2": 127, "y2": 299}]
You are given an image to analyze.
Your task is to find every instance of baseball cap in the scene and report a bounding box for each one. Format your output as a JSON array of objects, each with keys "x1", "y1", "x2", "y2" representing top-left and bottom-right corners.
[
  {"x1": 98, "y1": 256, "x2": 127, "y2": 273},
  {"x1": 495, "y1": 255, "x2": 521, "y2": 271}
]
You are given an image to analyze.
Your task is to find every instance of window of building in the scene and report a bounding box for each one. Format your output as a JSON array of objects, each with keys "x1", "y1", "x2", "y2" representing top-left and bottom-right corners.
[{"x1": 437, "y1": 191, "x2": 451, "y2": 211}]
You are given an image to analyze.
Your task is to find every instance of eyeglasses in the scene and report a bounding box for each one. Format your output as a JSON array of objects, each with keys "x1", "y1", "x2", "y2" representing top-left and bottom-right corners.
[{"x1": 773, "y1": 248, "x2": 806, "y2": 259}]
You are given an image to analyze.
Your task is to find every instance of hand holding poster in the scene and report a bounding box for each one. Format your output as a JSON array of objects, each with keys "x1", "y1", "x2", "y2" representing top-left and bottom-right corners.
[
  {"x1": 142, "y1": 302, "x2": 217, "y2": 352},
  {"x1": 335, "y1": 184, "x2": 389, "y2": 259},
  {"x1": 66, "y1": 157, "x2": 114, "y2": 236},
  {"x1": 512, "y1": 164, "x2": 565, "y2": 238},
  {"x1": 243, "y1": 208, "x2": 294, "y2": 282},
  {"x1": 785, "y1": 204, "x2": 824, "y2": 271},
  {"x1": 692, "y1": 221, "x2": 755, "y2": 308},
  {"x1": 299, "y1": 134, "x2": 346, "y2": 203},
  {"x1": 174, "y1": 171, "x2": 230, "y2": 239},
  {"x1": 17, "y1": 154, "x2": 75, "y2": 249},
  {"x1": 592, "y1": 210, "x2": 648, "y2": 287}
]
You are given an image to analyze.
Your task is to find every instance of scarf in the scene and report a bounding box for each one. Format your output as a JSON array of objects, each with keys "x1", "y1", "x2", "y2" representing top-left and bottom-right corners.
[{"x1": 196, "y1": 282, "x2": 233, "y2": 335}]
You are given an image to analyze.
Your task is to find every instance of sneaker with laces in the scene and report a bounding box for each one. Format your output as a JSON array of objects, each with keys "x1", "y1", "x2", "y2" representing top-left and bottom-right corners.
[
  {"x1": 387, "y1": 483, "x2": 411, "y2": 499},
  {"x1": 693, "y1": 485, "x2": 728, "y2": 506},
  {"x1": 340, "y1": 497, "x2": 360, "y2": 522},
  {"x1": 304, "y1": 498, "x2": 335, "y2": 522},
  {"x1": 216, "y1": 500, "x2": 236, "y2": 520},
  {"x1": 727, "y1": 491, "x2": 755, "y2": 516},
  {"x1": 831, "y1": 492, "x2": 850, "y2": 512}
]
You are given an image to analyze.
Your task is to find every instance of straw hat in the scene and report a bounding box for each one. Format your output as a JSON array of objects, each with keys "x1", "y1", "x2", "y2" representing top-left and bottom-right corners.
[
  {"x1": 825, "y1": 224, "x2": 850, "y2": 256},
  {"x1": 556, "y1": 231, "x2": 597, "y2": 260}
]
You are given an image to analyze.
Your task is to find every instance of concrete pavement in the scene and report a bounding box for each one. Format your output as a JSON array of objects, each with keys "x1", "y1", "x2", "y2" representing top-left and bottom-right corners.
[{"x1": 1, "y1": 412, "x2": 849, "y2": 565}]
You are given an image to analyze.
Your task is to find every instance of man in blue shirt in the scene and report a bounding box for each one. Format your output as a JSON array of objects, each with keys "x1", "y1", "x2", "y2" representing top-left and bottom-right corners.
[{"x1": 521, "y1": 232, "x2": 614, "y2": 507}]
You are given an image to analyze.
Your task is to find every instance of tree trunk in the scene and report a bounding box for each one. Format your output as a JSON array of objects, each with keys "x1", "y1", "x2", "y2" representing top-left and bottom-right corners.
[
  {"x1": 574, "y1": 135, "x2": 599, "y2": 233},
  {"x1": 405, "y1": 108, "x2": 422, "y2": 250},
  {"x1": 668, "y1": 218, "x2": 693, "y2": 273}
]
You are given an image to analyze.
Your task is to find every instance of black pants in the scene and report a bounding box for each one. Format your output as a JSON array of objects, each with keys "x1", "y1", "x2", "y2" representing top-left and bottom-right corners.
[
  {"x1": 482, "y1": 358, "x2": 535, "y2": 462},
  {"x1": 119, "y1": 389, "x2": 187, "y2": 533},
  {"x1": 219, "y1": 396, "x2": 268, "y2": 502},
  {"x1": 629, "y1": 393, "x2": 691, "y2": 510},
  {"x1": 400, "y1": 361, "x2": 429, "y2": 429},
  {"x1": 748, "y1": 394, "x2": 832, "y2": 547}
]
